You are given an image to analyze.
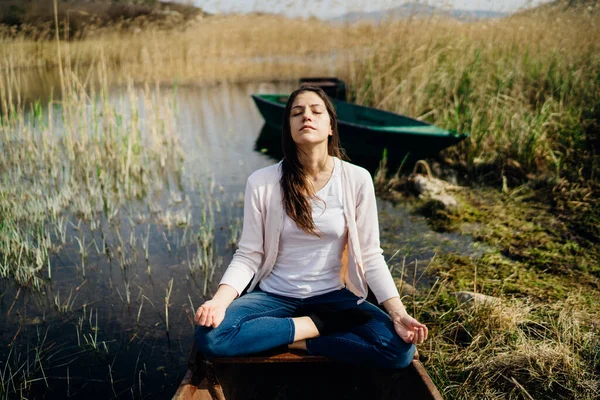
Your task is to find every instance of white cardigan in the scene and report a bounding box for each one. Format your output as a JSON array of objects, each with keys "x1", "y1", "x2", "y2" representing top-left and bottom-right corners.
[{"x1": 219, "y1": 158, "x2": 400, "y2": 304}]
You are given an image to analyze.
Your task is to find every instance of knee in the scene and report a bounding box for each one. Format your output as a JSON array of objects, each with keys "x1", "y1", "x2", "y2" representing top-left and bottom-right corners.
[
  {"x1": 390, "y1": 343, "x2": 415, "y2": 369},
  {"x1": 379, "y1": 338, "x2": 415, "y2": 369},
  {"x1": 194, "y1": 325, "x2": 235, "y2": 358}
]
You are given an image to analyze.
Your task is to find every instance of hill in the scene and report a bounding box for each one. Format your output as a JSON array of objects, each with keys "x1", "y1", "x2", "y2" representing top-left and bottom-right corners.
[
  {"x1": 330, "y1": 2, "x2": 507, "y2": 23},
  {"x1": 0, "y1": 0, "x2": 205, "y2": 39}
]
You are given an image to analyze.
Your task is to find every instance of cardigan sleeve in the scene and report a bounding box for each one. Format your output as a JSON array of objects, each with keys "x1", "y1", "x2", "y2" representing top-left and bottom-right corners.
[
  {"x1": 218, "y1": 175, "x2": 264, "y2": 296},
  {"x1": 355, "y1": 169, "x2": 400, "y2": 304}
]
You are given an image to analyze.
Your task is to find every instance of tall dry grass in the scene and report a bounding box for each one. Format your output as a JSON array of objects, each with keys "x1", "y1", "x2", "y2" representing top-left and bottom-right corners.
[
  {"x1": 2, "y1": 4, "x2": 598, "y2": 184},
  {"x1": 349, "y1": 4, "x2": 600, "y2": 184},
  {"x1": 406, "y1": 252, "x2": 600, "y2": 399},
  {"x1": 0, "y1": 14, "x2": 375, "y2": 84}
]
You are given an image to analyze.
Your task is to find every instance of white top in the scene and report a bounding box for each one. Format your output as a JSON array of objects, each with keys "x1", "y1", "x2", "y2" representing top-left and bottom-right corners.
[
  {"x1": 259, "y1": 157, "x2": 347, "y2": 298},
  {"x1": 218, "y1": 157, "x2": 399, "y2": 305}
]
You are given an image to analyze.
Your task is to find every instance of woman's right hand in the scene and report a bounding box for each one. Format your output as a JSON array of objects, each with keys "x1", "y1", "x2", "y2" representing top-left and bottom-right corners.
[{"x1": 195, "y1": 299, "x2": 226, "y2": 328}]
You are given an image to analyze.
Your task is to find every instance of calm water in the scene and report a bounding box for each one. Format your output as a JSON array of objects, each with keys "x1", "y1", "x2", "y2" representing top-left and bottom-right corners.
[{"x1": 0, "y1": 76, "x2": 483, "y2": 399}]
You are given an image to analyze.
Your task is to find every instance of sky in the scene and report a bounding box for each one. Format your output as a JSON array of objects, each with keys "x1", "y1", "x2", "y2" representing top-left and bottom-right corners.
[{"x1": 181, "y1": 0, "x2": 554, "y2": 18}]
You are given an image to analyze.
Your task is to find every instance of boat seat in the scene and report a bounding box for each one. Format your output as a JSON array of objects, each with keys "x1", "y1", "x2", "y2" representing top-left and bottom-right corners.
[
  {"x1": 171, "y1": 344, "x2": 442, "y2": 400},
  {"x1": 209, "y1": 350, "x2": 333, "y2": 364}
]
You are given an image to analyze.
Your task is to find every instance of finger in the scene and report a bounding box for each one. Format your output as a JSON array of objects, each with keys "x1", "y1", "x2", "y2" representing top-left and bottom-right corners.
[
  {"x1": 418, "y1": 328, "x2": 425, "y2": 344},
  {"x1": 412, "y1": 328, "x2": 422, "y2": 345},
  {"x1": 195, "y1": 307, "x2": 203, "y2": 325},
  {"x1": 423, "y1": 326, "x2": 428, "y2": 341},
  {"x1": 206, "y1": 311, "x2": 214, "y2": 328},
  {"x1": 199, "y1": 307, "x2": 209, "y2": 326},
  {"x1": 404, "y1": 330, "x2": 414, "y2": 343}
]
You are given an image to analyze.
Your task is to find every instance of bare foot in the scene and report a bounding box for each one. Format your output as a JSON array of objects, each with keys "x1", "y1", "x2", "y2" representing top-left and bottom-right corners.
[{"x1": 288, "y1": 340, "x2": 308, "y2": 351}]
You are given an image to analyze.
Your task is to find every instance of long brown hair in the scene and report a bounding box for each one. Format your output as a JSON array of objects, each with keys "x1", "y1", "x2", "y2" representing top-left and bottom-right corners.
[{"x1": 280, "y1": 86, "x2": 347, "y2": 236}]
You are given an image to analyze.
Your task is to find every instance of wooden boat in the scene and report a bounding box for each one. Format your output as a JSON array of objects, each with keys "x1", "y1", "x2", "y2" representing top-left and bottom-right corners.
[
  {"x1": 298, "y1": 77, "x2": 347, "y2": 100},
  {"x1": 172, "y1": 345, "x2": 444, "y2": 400},
  {"x1": 251, "y1": 93, "x2": 468, "y2": 169}
]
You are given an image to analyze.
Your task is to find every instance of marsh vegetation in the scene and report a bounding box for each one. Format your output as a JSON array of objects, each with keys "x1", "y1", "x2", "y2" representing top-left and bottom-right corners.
[{"x1": 1, "y1": 0, "x2": 598, "y2": 398}]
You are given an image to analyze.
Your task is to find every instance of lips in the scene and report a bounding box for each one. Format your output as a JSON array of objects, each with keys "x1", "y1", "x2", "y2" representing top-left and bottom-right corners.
[{"x1": 300, "y1": 124, "x2": 315, "y2": 130}]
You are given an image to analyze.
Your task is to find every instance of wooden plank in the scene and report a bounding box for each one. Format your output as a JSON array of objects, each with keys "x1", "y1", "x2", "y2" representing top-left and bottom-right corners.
[
  {"x1": 171, "y1": 373, "x2": 214, "y2": 400},
  {"x1": 210, "y1": 350, "x2": 332, "y2": 364},
  {"x1": 174, "y1": 345, "x2": 445, "y2": 400},
  {"x1": 210, "y1": 347, "x2": 419, "y2": 364},
  {"x1": 212, "y1": 359, "x2": 443, "y2": 400},
  {"x1": 412, "y1": 360, "x2": 444, "y2": 400}
]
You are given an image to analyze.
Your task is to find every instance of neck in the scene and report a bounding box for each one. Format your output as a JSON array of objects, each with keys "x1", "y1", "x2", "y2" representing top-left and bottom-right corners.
[{"x1": 297, "y1": 144, "x2": 332, "y2": 178}]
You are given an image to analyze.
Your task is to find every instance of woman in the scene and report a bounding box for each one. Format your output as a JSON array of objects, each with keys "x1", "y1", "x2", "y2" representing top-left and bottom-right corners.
[{"x1": 194, "y1": 86, "x2": 427, "y2": 369}]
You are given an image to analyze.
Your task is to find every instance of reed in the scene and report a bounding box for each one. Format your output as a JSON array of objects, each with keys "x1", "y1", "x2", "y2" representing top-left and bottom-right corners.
[
  {"x1": 0, "y1": 326, "x2": 51, "y2": 396},
  {"x1": 0, "y1": 13, "x2": 371, "y2": 93},
  {"x1": 0, "y1": 48, "x2": 184, "y2": 289},
  {"x1": 229, "y1": 216, "x2": 242, "y2": 249},
  {"x1": 3, "y1": 3, "x2": 597, "y2": 184},
  {"x1": 165, "y1": 278, "x2": 174, "y2": 333},
  {"x1": 53, "y1": 289, "x2": 78, "y2": 314},
  {"x1": 74, "y1": 235, "x2": 87, "y2": 278},
  {"x1": 349, "y1": 4, "x2": 600, "y2": 183}
]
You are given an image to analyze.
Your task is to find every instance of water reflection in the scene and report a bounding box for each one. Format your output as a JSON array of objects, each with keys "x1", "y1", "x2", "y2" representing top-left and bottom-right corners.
[{"x1": 255, "y1": 123, "x2": 284, "y2": 160}]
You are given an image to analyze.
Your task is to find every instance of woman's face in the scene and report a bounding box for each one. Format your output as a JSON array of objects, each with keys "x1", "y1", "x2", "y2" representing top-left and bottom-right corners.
[{"x1": 289, "y1": 91, "x2": 332, "y2": 148}]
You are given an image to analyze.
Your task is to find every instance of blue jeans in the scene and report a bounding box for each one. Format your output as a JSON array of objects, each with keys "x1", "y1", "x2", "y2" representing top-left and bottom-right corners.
[{"x1": 194, "y1": 287, "x2": 415, "y2": 369}]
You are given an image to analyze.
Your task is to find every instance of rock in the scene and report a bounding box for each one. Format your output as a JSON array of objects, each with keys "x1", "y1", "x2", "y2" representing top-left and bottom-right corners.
[
  {"x1": 430, "y1": 193, "x2": 458, "y2": 210},
  {"x1": 394, "y1": 278, "x2": 417, "y2": 295},
  {"x1": 408, "y1": 160, "x2": 461, "y2": 212},
  {"x1": 411, "y1": 174, "x2": 446, "y2": 197},
  {"x1": 453, "y1": 291, "x2": 500, "y2": 306}
]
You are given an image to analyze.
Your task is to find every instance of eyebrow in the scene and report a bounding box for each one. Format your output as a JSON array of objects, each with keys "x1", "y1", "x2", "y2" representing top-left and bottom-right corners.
[{"x1": 291, "y1": 104, "x2": 325, "y2": 110}]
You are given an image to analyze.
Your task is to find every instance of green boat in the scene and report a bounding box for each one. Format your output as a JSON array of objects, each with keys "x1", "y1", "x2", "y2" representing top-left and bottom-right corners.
[{"x1": 252, "y1": 93, "x2": 468, "y2": 169}]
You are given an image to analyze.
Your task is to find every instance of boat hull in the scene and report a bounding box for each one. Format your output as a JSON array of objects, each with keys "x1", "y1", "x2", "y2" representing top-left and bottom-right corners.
[
  {"x1": 172, "y1": 353, "x2": 444, "y2": 400},
  {"x1": 252, "y1": 94, "x2": 467, "y2": 170}
]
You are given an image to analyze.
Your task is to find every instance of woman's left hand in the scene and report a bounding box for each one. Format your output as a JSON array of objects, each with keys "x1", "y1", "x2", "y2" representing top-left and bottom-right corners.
[{"x1": 391, "y1": 311, "x2": 428, "y2": 345}]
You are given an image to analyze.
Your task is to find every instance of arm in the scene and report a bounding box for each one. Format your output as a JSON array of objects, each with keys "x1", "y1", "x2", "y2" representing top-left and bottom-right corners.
[
  {"x1": 354, "y1": 169, "x2": 399, "y2": 304},
  {"x1": 355, "y1": 170, "x2": 427, "y2": 344},
  {"x1": 196, "y1": 175, "x2": 265, "y2": 328},
  {"x1": 218, "y1": 175, "x2": 265, "y2": 296}
]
